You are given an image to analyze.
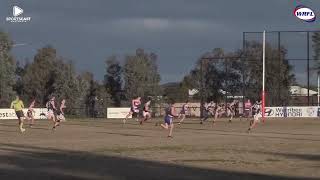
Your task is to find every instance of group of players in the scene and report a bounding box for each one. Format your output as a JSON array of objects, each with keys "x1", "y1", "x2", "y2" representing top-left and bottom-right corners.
[
  {"x1": 122, "y1": 96, "x2": 263, "y2": 138},
  {"x1": 199, "y1": 100, "x2": 238, "y2": 125},
  {"x1": 10, "y1": 94, "x2": 262, "y2": 136},
  {"x1": 10, "y1": 95, "x2": 66, "y2": 133},
  {"x1": 122, "y1": 96, "x2": 177, "y2": 137}
]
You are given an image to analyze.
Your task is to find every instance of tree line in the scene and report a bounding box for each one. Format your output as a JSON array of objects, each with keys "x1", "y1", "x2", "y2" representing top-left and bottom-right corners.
[
  {"x1": 0, "y1": 31, "x2": 161, "y2": 116},
  {"x1": 1, "y1": 30, "x2": 319, "y2": 115}
]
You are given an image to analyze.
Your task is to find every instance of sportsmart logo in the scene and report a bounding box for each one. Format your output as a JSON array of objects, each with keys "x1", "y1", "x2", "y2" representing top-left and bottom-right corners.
[{"x1": 6, "y1": 6, "x2": 31, "y2": 23}]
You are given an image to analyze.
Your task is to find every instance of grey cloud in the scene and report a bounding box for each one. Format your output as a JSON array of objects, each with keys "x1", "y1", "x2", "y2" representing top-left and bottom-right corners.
[{"x1": 0, "y1": 0, "x2": 319, "y2": 83}]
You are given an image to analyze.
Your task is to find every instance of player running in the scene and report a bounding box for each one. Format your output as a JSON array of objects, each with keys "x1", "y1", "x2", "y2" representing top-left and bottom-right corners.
[
  {"x1": 57, "y1": 99, "x2": 66, "y2": 122},
  {"x1": 200, "y1": 101, "x2": 215, "y2": 124},
  {"x1": 27, "y1": 99, "x2": 36, "y2": 127},
  {"x1": 247, "y1": 100, "x2": 262, "y2": 133},
  {"x1": 53, "y1": 99, "x2": 66, "y2": 129},
  {"x1": 226, "y1": 100, "x2": 237, "y2": 123},
  {"x1": 178, "y1": 100, "x2": 190, "y2": 125},
  {"x1": 161, "y1": 100, "x2": 177, "y2": 138},
  {"x1": 243, "y1": 99, "x2": 252, "y2": 120},
  {"x1": 46, "y1": 96, "x2": 58, "y2": 129},
  {"x1": 139, "y1": 99, "x2": 152, "y2": 125},
  {"x1": 123, "y1": 96, "x2": 141, "y2": 124},
  {"x1": 213, "y1": 103, "x2": 225, "y2": 124},
  {"x1": 10, "y1": 95, "x2": 28, "y2": 133}
]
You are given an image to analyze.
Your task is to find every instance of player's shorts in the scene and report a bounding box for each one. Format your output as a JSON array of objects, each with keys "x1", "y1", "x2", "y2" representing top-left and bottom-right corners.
[
  {"x1": 209, "y1": 110, "x2": 215, "y2": 116},
  {"x1": 143, "y1": 110, "x2": 150, "y2": 117},
  {"x1": 253, "y1": 110, "x2": 261, "y2": 120},
  {"x1": 56, "y1": 110, "x2": 65, "y2": 121},
  {"x1": 244, "y1": 109, "x2": 251, "y2": 117},
  {"x1": 27, "y1": 110, "x2": 33, "y2": 118},
  {"x1": 227, "y1": 108, "x2": 233, "y2": 114},
  {"x1": 131, "y1": 107, "x2": 139, "y2": 116},
  {"x1": 57, "y1": 114, "x2": 65, "y2": 121},
  {"x1": 180, "y1": 109, "x2": 186, "y2": 115},
  {"x1": 252, "y1": 109, "x2": 260, "y2": 116},
  {"x1": 164, "y1": 115, "x2": 173, "y2": 125},
  {"x1": 131, "y1": 107, "x2": 138, "y2": 112},
  {"x1": 203, "y1": 110, "x2": 210, "y2": 117},
  {"x1": 15, "y1": 110, "x2": 24, "y2": 119},
  {"x1": 47, "y1": 110, "x2": 55, "y2": 118}
]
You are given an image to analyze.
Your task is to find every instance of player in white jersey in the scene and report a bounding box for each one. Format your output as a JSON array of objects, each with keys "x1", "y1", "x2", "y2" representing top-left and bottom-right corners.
[
  {"x1": 247, "y1": 100, "x2": 262, "y2": 133},
  {"x1": 213, "y1": 103, "x2": 224, "y2": 124},
  {"x1": 53, "y1": 99, "x2": 67, "y2": 130},
  {"x1": 27, "y1": 99, "x2": 36, "y2": 127},
  {"x1": 123, "y1": 96, "x2": 141, "y2": 124},
  {"x1": 139, "y1": 99, "x2": 152, "y2": 125},
  {"x1": 178, "y1": 100, "x2": 190, "y2": 125},
  {"x1": 57, "y1": 99, "x2": 66, "y2": 122},
  {"x1": 226, "y1": 100, "x2": 237, "y2": 123},
  {"x1": 46, "y1": 96, "x2": 57, "y2": 127}
]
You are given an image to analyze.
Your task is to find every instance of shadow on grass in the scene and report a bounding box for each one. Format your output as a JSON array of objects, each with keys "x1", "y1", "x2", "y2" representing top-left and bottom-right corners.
[
  {"x1": 252, "y1": 150, "x2": 320, "y2": 162},
  {"x1": 0, "y1": 143, "x2": 316, "y2": 180}
]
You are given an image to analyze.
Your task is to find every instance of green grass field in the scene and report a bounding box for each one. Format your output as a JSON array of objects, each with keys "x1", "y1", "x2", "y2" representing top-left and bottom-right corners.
[{"x1": 0, "y1": 117, "x2": 319, "y2": 180}]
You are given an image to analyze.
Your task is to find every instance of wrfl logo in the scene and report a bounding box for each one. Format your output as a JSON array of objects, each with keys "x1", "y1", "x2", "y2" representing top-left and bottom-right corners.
[
  {"x1": 294, "y1": 5, "x2": 316, "y2": 22},
  {"x1": 6, "y1": 6, "x2": 31, "y2": 23}
]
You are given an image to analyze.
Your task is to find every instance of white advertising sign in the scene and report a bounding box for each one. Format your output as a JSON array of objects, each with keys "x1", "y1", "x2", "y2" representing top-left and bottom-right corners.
[
  {"x1": 107, "y1": 108, "x2": 131, "y2": 119},
  {"x1": 0, "y1": 108, "x2": 48, "y2": 120},
  {"x1": 264, "y1": 106, "x2": 319, "y2": 118}
]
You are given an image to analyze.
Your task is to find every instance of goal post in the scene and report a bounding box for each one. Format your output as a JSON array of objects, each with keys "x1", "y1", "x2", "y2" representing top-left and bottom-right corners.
[
  {"x1": 244, "y1": 30, "x2": 318, "y2": 114},
  {"x1": 262, "y1": 30, "x2": 266, "y2": 123}
]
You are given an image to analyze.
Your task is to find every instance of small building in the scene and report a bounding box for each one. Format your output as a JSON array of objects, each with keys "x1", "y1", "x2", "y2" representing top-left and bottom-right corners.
[
  {"x1": 290, "y1": 86, "x2": 317, "y2": 96},
  {"x1": 290, "y1": 86, "x2": 318, "y2": 106}
]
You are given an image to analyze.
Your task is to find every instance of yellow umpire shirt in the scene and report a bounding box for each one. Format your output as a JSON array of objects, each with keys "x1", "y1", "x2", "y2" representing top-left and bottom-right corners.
[{"x1": 11, "y1": 100, "x2": 24, "y2": 112}]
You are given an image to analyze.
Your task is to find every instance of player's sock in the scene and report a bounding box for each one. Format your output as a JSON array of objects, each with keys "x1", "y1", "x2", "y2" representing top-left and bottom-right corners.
[{"x1": 20, "y1": 128, "x2": 26, "y2": 133}]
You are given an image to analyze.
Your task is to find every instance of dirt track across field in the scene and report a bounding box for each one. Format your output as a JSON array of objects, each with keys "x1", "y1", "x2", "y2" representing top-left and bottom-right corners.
[{"x1": 0, "y1": 117, "x2": 319, "y2": 180}]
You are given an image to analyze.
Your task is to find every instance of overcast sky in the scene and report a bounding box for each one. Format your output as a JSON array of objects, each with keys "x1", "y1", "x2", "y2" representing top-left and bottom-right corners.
[{"x1": 0, "y1": 0, "x2": 319, "y2": 84}]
